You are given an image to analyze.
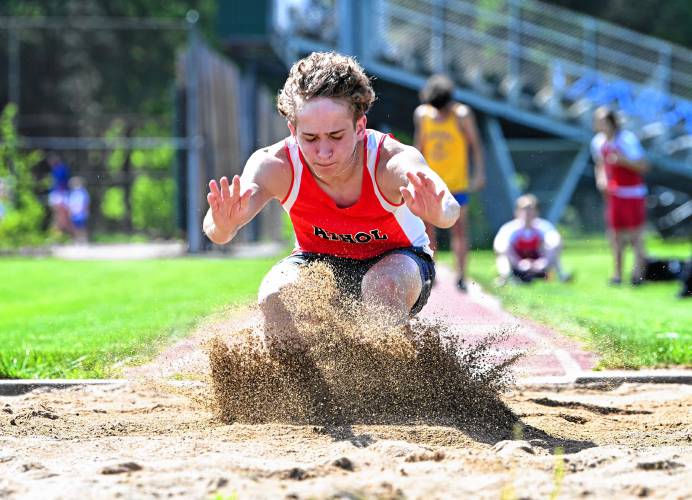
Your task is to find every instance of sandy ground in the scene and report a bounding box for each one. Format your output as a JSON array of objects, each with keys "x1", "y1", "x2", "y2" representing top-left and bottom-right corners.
[
  {"x1": 1, "y1": 376, "x2": 691, "y2": 499},
  {"x1": 2, "y1": 267, "x2": 690, "y2": 500}
]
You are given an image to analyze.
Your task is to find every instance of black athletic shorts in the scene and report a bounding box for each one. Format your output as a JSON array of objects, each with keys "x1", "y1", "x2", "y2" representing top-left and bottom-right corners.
[{"x1": 279, "y1": 246, "x2": 436, "y2": 315}]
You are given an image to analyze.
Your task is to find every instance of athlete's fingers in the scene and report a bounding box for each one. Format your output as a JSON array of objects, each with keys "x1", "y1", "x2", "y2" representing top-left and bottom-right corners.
[
  {"x1": 209, "y1": 179, "x2": 221, "y2": 199},
  {"x1": 406, "y1": 171, "x2": 423, "y2": 189},
  {"x1": 420, "y1": 174, "x2": 436, "y2": 194},
  {"x1": 238, "y1": 187, "x2": 252, "y2": 211},
  {"x1": 416, "y1": 171, "x2": 434, "y2": 188},
  {"x1": 207, "y1": 192, "x2": 219, "y2": 211},
  {"x1": 230, "y1": 175, "x2": 242, "y2": 201},
  {"x1": 400, "y1": 186, "x2": 415, "y2": 206},
  {"x1": 220, "y1": 176, "x2": 231, "y2": 203},
  {"x1": 435, "y1": 189, "x2": 445, "y2": 203}
]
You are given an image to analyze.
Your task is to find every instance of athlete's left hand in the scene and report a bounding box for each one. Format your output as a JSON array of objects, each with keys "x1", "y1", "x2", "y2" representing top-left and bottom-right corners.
[{"x1": 400, "y1": 171, "x2": 445, "y2": 223}]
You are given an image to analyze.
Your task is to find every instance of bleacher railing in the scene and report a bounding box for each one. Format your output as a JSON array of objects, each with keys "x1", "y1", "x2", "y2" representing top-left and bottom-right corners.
[{"x1": 272, "y1": 0, "x2": 692, "y2": 150}]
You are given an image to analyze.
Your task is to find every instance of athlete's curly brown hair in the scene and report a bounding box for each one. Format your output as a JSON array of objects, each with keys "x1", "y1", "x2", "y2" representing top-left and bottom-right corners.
[{"x1": 277, "y1": 52, "x2": 376, "y2": 125}]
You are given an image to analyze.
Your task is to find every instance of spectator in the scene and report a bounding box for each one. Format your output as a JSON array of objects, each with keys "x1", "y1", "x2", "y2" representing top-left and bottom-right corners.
[
  {"x1": 47, "y1": 152, "x2": 72, "y2": 235},
  {"x1": 493, "y1": 194, "x2": 571, "y2": 285},
  {"x1": 67, "y1": 176, "x2": 90, "y2": 243},
  {"x1": 591, "y1": 107, "x2": 649, "y2": 286},
  {"x1": 414, "y1": 74, "x2": 485, "y2": 291}
]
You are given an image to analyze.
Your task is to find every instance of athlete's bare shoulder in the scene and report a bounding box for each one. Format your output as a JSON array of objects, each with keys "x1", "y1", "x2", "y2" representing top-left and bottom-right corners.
[
  {"x1": 414, "y1": 104, "x2": 434, "y2": 121},
  {"x1": 379, "y1": 134, "x2": 425, "y2": 177},
  {"x1": 413, "y1": 104, "x2": 428, "y2": 118},
  {"x1": 251, "y1": 139, "x2": 290, "y2": 167},
  {"x1": 245, "y1": 138, "x2": 293, "y2": 200},
  {"x1": 379, "y1": 133, "x2": 412, "y2": 164},
  {"x1": 454, "y1": 102, "x2": 471, "y2": 120}
]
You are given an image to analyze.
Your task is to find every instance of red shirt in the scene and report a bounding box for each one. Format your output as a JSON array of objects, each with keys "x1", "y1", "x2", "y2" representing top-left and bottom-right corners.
[
  {"x1": 282, "y1": 130, "x2": 431, "y2": 260},
  {"x1": 511, "y1": 228, "x2": 543, "y2": 260},
  {"x1": 602, "y1": 141, "x2": 645, "y2": 192},
  {"x1": 591, "y1": 130, "x2": 646, "y2": 199}
]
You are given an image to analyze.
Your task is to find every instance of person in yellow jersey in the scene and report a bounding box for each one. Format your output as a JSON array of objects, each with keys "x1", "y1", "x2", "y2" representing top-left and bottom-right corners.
[{"x1": 414, "y1": 74, "x2": 486, "y2": 291}]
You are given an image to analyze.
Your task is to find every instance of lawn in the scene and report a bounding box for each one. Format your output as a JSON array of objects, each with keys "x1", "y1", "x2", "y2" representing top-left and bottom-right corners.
[
  {"x1": 0, "y1": 257, "x2": 276, "y2": 378},
  {"x1": 454, "y1": 236, "x2": 692, "y2": 368},
  {"x1": 2, "y1": 236, "x2": 690, "y2": 379}
]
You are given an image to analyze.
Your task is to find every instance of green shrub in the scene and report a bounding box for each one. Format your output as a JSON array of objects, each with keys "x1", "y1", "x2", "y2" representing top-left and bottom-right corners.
[
  {"x1": 131, "y1": 174, "x2": 176, "y2": 237},
  {"x1": 0, "y1": 104, "x2": 45, "y2": 248},
  {"x1": 101, "y1": 186, "x2": 127, "y2": 221}
]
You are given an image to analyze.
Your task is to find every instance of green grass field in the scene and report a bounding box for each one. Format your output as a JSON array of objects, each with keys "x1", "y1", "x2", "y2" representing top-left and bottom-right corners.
[
  {"x1": 455, "y1": 236, "x2": 692, "y2": 368},
  {"x1": 0, "y1": 257, "x2": 275, "y2": 378},
  {"x1": 1, "y1": 236, "x2": 690, "y2": 379}
]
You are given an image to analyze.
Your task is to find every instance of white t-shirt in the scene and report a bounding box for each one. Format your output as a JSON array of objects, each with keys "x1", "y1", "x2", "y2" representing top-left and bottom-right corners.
[{"x1": 494, "y1": 217, "x2": 561, "y2": 257}]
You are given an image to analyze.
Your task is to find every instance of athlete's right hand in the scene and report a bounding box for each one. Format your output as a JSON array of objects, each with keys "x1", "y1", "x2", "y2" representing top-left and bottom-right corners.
[{"x1": 206, "y1": 175, "x2": 252, "y2": 235}]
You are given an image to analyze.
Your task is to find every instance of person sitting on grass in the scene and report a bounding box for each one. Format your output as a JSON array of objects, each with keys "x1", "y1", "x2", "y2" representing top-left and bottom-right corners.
[
  {"x1": 202, "y1": 51, "x2": 460, "y2": 346},
  {"x1": 493, "y1": 194, "x2": 571, "y2": 285}
]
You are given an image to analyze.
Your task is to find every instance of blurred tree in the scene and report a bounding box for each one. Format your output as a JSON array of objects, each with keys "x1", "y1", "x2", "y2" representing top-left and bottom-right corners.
[
  {"x1": 0, "y1": 0, "x2": 217, "y2": 137},
  {"x1": 548, "y1": 0, "x2": 692, "y2": 49},
  {"x1": 0, "y1": 0, "x2": 216, "y2": 238},
  {"x1": 0, "y1": 104, "x2": 45, "y2": 247}
]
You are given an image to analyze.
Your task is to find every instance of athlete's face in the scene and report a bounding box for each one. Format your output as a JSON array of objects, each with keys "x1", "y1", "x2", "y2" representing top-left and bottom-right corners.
[
  {"x1": 593, "y1": 111, "x2": 614, "y2": 137},
  {"x1": 288, "y1": 97, "x2": 366, "y2": 180},
  {"x1": 516, "y1": 205, "x2": 537, "y2": 225}
]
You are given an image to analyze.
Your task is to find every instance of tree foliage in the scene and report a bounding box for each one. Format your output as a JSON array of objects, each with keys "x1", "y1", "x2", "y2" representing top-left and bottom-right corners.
[
  {"x1": 548, "y1": 0, "x2": 692, "y2": 49},
  {"x1": 0, "y1": 0, "x2": 216, "y2": 137},
  {"x1": 0, "y1": 1, "x2": 216, "y2": 239},
  {"x1": 0, "y1": 104, "x2": 45, "y2": 247}
]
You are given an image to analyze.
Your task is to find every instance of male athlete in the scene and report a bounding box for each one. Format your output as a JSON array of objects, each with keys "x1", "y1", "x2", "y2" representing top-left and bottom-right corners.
[
  {"x1": 203, "y1": 52, "x2": 460, "y2": 346},
  {"x1": 414, "y1": 74, "x2": 485, "y2": 291},
  {"x1": 493, "y1": 194, "x2": 571, "y2": 285}
]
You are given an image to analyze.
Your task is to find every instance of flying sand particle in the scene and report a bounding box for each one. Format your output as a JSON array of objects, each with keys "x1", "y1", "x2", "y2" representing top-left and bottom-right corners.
[{"x1": 208, "y1": 262, "x2": 521, "y2": 428}]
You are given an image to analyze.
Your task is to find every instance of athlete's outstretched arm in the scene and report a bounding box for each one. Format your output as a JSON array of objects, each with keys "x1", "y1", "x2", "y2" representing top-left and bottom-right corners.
[{"x1": 203, "y1": 149, "x2": 288, "y2": 245}]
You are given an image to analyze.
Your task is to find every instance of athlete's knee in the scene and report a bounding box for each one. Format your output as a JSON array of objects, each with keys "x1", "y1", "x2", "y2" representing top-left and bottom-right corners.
[
  {"x1": 257, "y1": 277, "x2": 301, "y2": 349},
  {"x1": 257, "y1": 262, "x2": 301, "y2": 307},
  {"x1": 363, "y1": 270, "x2": 405, "y2": 299},
  {"x1": 363, "y1": 255, "x2": 421, "y2": 306}
]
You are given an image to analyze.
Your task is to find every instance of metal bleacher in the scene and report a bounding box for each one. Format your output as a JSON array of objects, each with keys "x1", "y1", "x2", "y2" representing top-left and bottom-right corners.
[{"x1": 269, "y1": 0, "x2": 692, "y2": 233}]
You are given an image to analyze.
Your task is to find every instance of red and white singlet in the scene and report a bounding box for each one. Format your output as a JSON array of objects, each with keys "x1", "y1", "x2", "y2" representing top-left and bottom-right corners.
[
  {"x1": 592, "y1": 130, "x2": 647, "y2": 230},
  {"x1": 510, "y1": 229, "x2": 543, "y2": 260},
  {"x1": 493, "y1": 217, "x2": 560, "y2": 260},
  {"x1": 281, "y1": 129, "x2": 431, "y2": 260}
]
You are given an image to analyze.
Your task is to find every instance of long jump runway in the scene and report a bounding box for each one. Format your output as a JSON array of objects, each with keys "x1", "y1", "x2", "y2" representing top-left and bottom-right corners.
[{"x1": 421, "y1": 266, "x2": 599, "y2": 383}]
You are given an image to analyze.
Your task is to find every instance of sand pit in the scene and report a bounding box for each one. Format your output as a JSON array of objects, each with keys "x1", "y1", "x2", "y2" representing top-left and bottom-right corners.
[
  {"x1": 207, "y1": 263, "x2": 518, "y2": 429},
  {"x1": 1, "y1": 380, "x2": 690, "y2": 499},
  {"x1": 2, "y1": 265, "x2": 690, "y2": 499}
]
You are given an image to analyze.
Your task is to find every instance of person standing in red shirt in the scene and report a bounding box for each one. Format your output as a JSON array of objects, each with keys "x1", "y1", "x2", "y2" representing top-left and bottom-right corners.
[{"x1": 591, "y1": 107, "x2": 649, "y2": 285}]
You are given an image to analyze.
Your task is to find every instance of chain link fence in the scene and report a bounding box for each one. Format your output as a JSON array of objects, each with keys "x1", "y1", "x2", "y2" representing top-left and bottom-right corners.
[
  {"x1": 0, "y1": 16, "x2": 191, "y2": 239},
  {"x1": 0, "y1": 14, "x2": 288, "y2": 248}
]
